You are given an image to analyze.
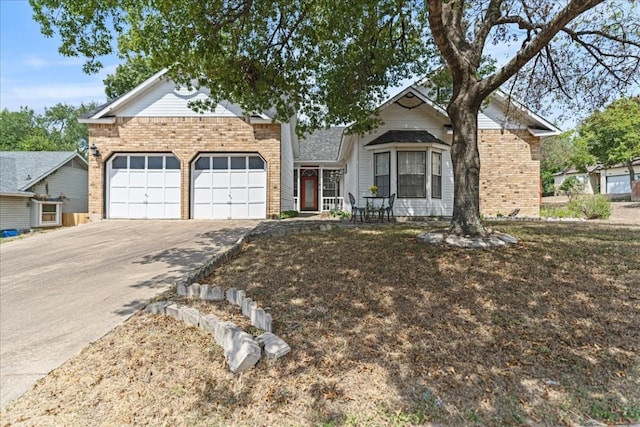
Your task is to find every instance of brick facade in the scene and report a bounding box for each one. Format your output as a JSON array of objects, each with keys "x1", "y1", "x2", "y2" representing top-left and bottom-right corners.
[
  {"x1": 87, "y1": 117, "x2": 281, "y2": 220},
  {"x1": 478, "y1": 129, "x2": 541, "y2": 217}
]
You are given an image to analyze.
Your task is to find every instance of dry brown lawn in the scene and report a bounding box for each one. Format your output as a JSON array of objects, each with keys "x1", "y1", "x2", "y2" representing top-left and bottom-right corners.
[{"x1": 2, "y1": 222, "x2": 639, "y2": 426}]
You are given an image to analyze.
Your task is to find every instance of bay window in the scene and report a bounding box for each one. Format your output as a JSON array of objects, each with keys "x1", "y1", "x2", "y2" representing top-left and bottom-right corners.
[{"x1": 397, "y1": 151, "x2": 426, "y2": 198}]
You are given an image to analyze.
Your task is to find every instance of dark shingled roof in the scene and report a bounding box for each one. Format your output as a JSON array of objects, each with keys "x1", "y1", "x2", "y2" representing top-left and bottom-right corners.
[
  {"x1": 365, "y1": 130, "x2": 445, "y2": 146},
  {"x1": 0, "y1": 151, "x2": 82, "y2": 194},
  {"x1": 298, "y1": 127, "x2": 345, "y2": 161}
]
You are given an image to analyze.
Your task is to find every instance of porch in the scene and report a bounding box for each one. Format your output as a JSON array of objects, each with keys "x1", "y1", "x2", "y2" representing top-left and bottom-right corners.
[{"x1": 293, "y1": 167, "x2": 344, "y2": 213}]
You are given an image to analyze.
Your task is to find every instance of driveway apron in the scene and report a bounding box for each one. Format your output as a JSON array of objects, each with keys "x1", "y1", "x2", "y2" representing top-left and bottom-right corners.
[{"x1": 0, "y1": 219, "x2": 259, "y2": 407}]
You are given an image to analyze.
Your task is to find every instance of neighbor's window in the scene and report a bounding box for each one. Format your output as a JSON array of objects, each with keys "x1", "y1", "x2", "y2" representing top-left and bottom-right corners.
[
  {"x1": 431, "y1": 151, "x2": 442, "y2": 199},
  {"x1": 397, "y1": 151, "x2": 426, "y2": 198},
  {"x1": 41, "y1": 204, "x2": 58, "y2": 223},
  {"x1": 374, "y1": 152, "x2": 390, "y2": 197}
]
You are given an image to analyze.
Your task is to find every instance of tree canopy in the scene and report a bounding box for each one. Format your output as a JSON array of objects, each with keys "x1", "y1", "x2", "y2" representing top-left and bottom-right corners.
[
  {"x1": 30, "y1": 0, "x2": 640, "y2": 235},
  {"x1": 577, "y1": 97, "x2": 640, "y2": 184},
  {"x1": 103, "y1": 56, "x2": 156, "y2": 99},
  {"x1": 0, "y1": 103, "x2": 98, "y2": 154}
]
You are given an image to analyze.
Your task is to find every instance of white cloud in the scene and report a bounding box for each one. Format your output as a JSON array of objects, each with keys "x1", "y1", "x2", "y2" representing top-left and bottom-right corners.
[
  {"x1": 0, "y1": 82, "x2": 107, "y2": 111},
  {"x1": 22, "y1": 55, "x2": 86, "y2": 69}
]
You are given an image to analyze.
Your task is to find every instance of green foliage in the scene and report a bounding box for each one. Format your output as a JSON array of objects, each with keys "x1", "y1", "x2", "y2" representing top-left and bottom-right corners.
[
  {"x1": 329, "y1": 209, "x2": 351, "y2": 219},
  {"x1": 0, "y1": 103, "x2": 98, "y2": 154},
  {"x1": 540, "y1": 206, "x2": 581, "y2": 219},
  {"x1": 559, "y1": 176, "x2": 585, "y2": 199},
  {"x1": 578, "y1": 97, "x2": 640, "y2": 168},
  {"x1": 568, "y1": 195, "x2": 612, "y2": 220},
  {"x1": 103, "y1": 56, "x2": 157, "y2": 99},
  {"x1": 278, "y1": 210, "x2": 298, "y2": 219},
  {"x1": 541, "y1": 170, "x2": 556, "y2": 197}
]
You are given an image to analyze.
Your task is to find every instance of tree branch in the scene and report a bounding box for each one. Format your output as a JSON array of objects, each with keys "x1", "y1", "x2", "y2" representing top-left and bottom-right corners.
[
  {"x1": 472, "y1": 0, "x2": 505, "y2": 66},
  {"x1": 480, "y1": 0, "x2": 605, "y2": 97}
]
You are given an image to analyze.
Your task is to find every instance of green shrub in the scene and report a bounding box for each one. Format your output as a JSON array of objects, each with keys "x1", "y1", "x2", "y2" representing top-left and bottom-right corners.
[
  {"x1": 568, "y1": 194, "x2": 612, "y2": 219},
  {"x1": 330, "y1": 209, "x2": 351, "y2": 219},
  {"x1": 559, "y1": 176, "x2": 585, "y2": 199},
  {"x1": 279, "y1": 210, "x2": 299, "y2": 219},
  {"x1": 541, "y1": 170, "x2": 556, "y2": 197}
]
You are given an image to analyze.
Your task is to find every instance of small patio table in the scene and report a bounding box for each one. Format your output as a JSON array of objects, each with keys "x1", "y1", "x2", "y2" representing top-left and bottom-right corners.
[{"x1": 363, "y1": 196, "x2": 387, "y2": 222}]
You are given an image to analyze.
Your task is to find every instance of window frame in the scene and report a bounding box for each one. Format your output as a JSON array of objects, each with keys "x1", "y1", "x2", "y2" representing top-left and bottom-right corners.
[
  {"x1": 373, "y1": 152, "x2": 391, "y2": 197},
  {"x1": 396, "y1": 151, "x2": 427, "y2": 199},
  {"x1": 431, "y1": 151, "x2": 442, "y2": 199}
]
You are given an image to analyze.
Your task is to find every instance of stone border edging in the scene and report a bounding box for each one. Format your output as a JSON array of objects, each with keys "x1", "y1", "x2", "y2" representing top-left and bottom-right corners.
[{"x1": 146, "y1": 301, "x2": 291, "y2": 374}]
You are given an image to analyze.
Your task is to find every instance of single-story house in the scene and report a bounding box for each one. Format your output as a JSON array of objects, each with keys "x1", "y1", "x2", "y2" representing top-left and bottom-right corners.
[
  {"x1": 552, "y1": 164, "x2": 601, "y2": 195},
  {"x1": 80, "y1": 69, "x2": 559, "y2": 220},
  {"x1": 553, "y1": 157, "x2": 640, "y2": 196},
  {"x1": 0, "y1": 151, "x2": 88, "y2": 231},
  {"x1": 600, "y1": 158, "x2": 640, "y2": 195},
  {"x1": 296, "y1": 86, "x2": 561, "y2": 218}
]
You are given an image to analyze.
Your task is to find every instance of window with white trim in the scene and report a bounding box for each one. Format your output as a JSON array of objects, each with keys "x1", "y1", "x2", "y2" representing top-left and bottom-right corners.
[
  {"x1": 397, "y1": 151, "x2": 426, "y2": 198},
  {"x1": 374, "y1": 152, "x2": 390, "y2": 197},
  {"x1": 431, "y1": 151, "x2": 442, "y2": 199}
]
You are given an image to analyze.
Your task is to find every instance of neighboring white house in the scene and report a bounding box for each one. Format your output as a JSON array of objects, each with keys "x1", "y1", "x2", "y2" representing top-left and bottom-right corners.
[
  {"x1": 600, "y1": 158, "x2": 640, "y2": 195},
  {"x1": 553, "y1": 158, "x2": 640, "y2": 196},
  {"x1": 0, "y1": 151, "x2": 88, "y2": 231}
]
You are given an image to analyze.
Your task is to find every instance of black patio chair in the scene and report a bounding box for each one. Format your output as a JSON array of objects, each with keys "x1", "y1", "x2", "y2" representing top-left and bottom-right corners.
[
  {"x1": 381, "y1": 193, "x2": 396, "y2": 221},
  {"x1": 348, "y1": 192, "x2": 365, "y2": 222}
]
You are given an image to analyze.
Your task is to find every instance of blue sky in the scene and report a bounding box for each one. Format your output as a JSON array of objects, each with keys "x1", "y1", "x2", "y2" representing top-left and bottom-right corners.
[{"x1": 0, "y1": 0, "x2": 118, "y2": 112}]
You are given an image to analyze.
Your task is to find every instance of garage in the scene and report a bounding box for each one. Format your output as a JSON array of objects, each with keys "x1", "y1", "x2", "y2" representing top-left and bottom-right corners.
[
  {"x1": 192, "y1": 154, "x2": 267, "y2": 219},
  {"x1": 606, "y1": 175, "x2": 630, "y2": 194},
  {"x1": 107, "y1": 154, "x2": 181, "y2": 219}
]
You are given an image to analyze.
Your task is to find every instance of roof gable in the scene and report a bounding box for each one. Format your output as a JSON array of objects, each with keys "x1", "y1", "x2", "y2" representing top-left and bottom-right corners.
[
  {"x1": 0, "y1": 151, "x2": 86, "y2": 192},
  {"x1": 81, "y1": 69, "x2": 276, "y2": 122}
]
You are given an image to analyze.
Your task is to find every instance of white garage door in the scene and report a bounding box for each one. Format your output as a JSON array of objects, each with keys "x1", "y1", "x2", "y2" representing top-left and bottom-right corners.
[
  {"x1": 108, "y1": 154, "x2": 181, "y2": 219},
  {"x1": 192, "y1": 154, "x2": 266, "y2": 219},
  {"x1": 606, "y1": 175, "x2": 630, "y2": 194}
]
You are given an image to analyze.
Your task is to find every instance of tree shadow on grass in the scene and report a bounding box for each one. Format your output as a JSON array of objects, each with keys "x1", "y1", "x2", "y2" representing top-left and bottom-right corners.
[{"x1": 194, "y1": 223, "x2": 640, "y2": 426}]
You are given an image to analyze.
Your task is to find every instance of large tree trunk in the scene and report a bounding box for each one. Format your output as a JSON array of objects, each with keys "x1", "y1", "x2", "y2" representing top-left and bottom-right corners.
[
  {"x1": 627, "y1": 160, "x2": 636, "y2": 188},
  {"x1": 447, "y1": 90, "x2": 487, "y2": 237}
]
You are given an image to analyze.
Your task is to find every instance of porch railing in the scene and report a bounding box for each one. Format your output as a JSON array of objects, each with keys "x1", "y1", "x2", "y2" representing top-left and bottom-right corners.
[
  {"x1": 293, "y1": 196, "x2": 344, "y2": 212},
  {"x1": 322, "y1": 196, "x2": 344, "y2": 212}
]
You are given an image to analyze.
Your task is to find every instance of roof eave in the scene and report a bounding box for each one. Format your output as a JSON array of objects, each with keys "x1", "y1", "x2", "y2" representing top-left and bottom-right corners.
[
  {"x1": 78, "y1": 117, "x2": 117, "y2": 124},
  {"x1": 89, "y1": 68, "x2": 168, "y2": 119}
]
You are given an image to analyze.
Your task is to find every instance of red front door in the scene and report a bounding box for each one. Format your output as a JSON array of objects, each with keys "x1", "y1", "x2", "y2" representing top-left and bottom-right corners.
[{"x1": 300, "y1": 174, "x2": 318, "y2": 211}]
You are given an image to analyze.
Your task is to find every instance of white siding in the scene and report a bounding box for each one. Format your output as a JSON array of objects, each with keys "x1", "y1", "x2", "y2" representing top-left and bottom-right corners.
[
  {"x1": 280, "y1": 121, "x2": 295, "y2": 211},
  {"x1": 30, "y1": 162, "x2": 88, "y2": 213},
  {"x1": 0, "y1": 196, "x2": 31, "y2": 230},
  {"x1": 345, "y1": 103, "x2": 454, "y2": 216},
  {"x1": 117, "y1": 80, "x2": 246, "y2": 117}
]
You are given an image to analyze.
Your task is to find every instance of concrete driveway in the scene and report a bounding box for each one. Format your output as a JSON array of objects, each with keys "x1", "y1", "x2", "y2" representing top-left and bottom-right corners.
[{"x1": 0, "y1": 219, "x2": 259, "y2": 407}]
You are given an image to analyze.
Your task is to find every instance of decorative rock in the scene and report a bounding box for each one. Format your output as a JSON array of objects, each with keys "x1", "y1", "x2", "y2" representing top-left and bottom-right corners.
[
  {"x1": 486, "y1": 236, "x2": 506, "y2": 246},
  {"x1": 226, "y1": 331, "x2": 261, "y2": 374},
  {"x1": 213, "y1": 321, "x2": 242, "y2": 349},
  {"x1": 496, "y1": 232, "x2": 518, "y2": 244},
  {"x1": 416, "y1": 232, "x2": 444, "y2": 244},
  {"x1": 145, "y1": 301, "x2": 170, "y2": 315},
  {"x1": 165, "y1": 304, "x2": 181, "y2": 320},
  {"x1": 256, "y1": 332, "x2": 291, "y2": 359},
  {"x1": 235, "y1": 290, "x2": 246, "y2": 307},
  {"x1": 241, "y1": 297, "x2": 254, "y2": 318},
  {"x1": 201, "y1": 284, "x2": 224, "y2": 301},
  {"x1": 176, "y1": 282, "x2": 188, "y2": 296},
  {"x1": 187, "y1": 283, "x2": 201, "y2": 298},
  {"x1": 180, "y1": 307, "x2": 202, "y2": 328},
  {"x1": 226, "y1": 287, "x2": 237, "y2": 304},
  {"x1": 251, "y1": 307, "x2": 272, "y2": 332},
  {"x1": 199, "y1": 314, "x2": 220, "y2": 334}
]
